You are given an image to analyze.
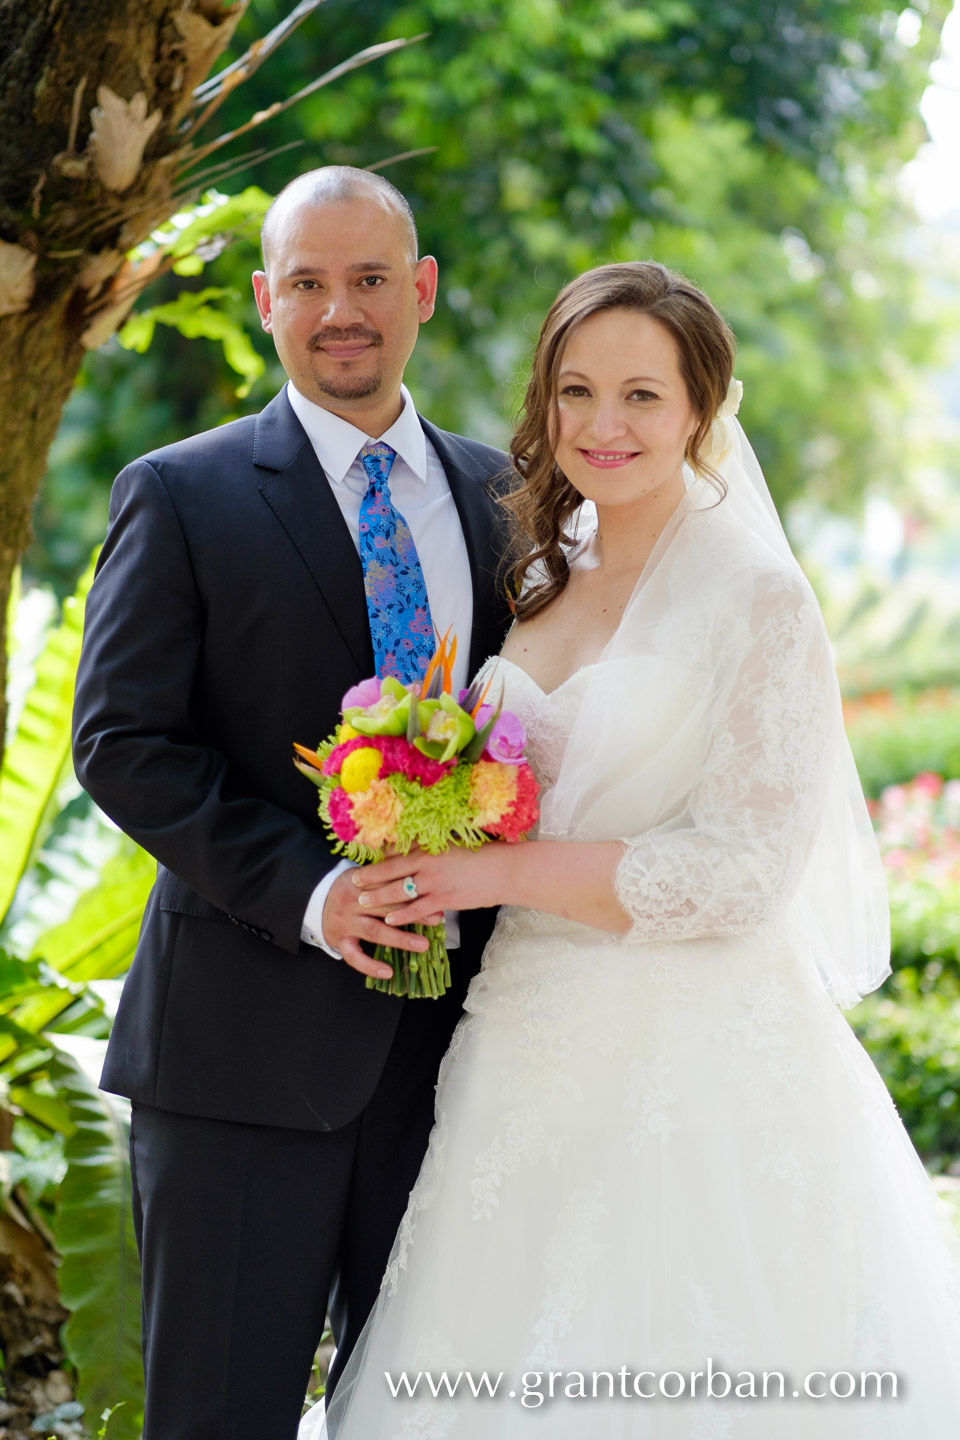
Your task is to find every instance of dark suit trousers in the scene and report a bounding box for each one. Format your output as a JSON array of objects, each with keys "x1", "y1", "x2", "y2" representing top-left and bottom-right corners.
[{"x1": 130, "y1": 986, "x2": 463, "y2": 1440}]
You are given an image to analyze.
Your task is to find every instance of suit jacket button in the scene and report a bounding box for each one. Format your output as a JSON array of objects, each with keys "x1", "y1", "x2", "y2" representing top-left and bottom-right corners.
[{"x1": 228, "y1": 914, "x2": 240, "y2": 926}]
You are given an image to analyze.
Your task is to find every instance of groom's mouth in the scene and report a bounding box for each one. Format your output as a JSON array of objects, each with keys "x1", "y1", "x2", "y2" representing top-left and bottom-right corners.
[
  {"x1": 579, "y1": 449, "x2": 640, "y2": 469},
  {"x1": 318, "y1": 342, "x2": 374, "y2": 361},
  {"x1": 310, "y1": 328, "x2": 383, "y2": 362}
]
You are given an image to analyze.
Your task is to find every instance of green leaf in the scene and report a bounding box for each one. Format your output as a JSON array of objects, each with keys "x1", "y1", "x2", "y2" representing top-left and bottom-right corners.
[
  {"x1": 27, "y1": 838, "x2": 155, "y2": 984},
  {"x1": 0, "y1": 560, "x2": 95, "y2": 923},
  {"x1": 51, "y1": 1051, "x2": 143, "y2": 1440},
  {"x1": 9, "y1": 1082, "x2": 73, "y2": 1136},
  {"x1": 117, "y1": 288, "x2": 265, "y2": 397},
  {"x1": 165, "y1": 186, "x2": 272, "y2": 261}
]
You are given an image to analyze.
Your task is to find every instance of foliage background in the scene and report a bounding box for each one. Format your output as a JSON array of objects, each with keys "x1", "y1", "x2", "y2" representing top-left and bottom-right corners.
[
  {"x1": 3, "y1": 1, "x2": 960, "y2": 1434},
  {"x1": 30, "y1": 0, "x2": 953, "y2": 594}
]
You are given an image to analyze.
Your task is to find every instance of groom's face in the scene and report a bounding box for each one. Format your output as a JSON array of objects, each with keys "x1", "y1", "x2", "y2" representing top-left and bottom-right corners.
[{"x1": 253, "y1": 195, "x2": 438, "y2": 427}]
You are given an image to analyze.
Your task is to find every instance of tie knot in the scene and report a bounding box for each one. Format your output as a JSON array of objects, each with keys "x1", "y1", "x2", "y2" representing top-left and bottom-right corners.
[{"x1": 359, "y1": 442, "x2": 397, "y2": 487}]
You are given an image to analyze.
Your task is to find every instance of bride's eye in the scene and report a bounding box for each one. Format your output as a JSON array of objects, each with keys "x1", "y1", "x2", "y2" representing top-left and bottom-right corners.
[
  {"x1": 559, "y1": 385, "x2": 590, "y2": 397},
  {"x1": 629, "y1": 389, "x2": 658, "y2": 402}
]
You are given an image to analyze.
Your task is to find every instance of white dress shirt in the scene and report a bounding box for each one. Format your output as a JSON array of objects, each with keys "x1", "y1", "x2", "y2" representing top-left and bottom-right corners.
[{"x1": 288, "y1": 381, "x2": 472, "y2": 956}]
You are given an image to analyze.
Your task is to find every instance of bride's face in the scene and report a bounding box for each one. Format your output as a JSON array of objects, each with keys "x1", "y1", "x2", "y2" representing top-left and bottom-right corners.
[{"x1": 553, "y1": 308, "x2": 699, "y2": 509}]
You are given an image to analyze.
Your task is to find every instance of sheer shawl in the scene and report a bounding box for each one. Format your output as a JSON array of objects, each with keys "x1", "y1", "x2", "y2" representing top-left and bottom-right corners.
[{"x1": 540, "y1": 419, "x2": 891, "y2": 1008}]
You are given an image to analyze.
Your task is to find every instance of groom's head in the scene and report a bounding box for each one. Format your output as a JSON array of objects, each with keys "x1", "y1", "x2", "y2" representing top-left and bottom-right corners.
[{"x1": 253, "y1": 167, "x2": 438, "y2": 430}]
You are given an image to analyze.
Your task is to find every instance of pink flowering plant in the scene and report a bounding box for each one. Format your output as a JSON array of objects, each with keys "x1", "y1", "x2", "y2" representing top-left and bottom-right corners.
[
  {"x1": 869, "y1": 772, "x2": 960, "y2": 973},
  {"x1": 294, "y1": 632, "x2": 539, "y2": 999}
]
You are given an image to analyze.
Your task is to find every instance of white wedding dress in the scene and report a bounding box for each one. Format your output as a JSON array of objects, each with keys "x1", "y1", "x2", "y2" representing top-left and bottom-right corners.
[
  {"x1": 304, "y1": 654, "x2": 960, "y2": 1437},
  {"x1": 302, "y1": 438, "x2": 960, "y2": 1438}
]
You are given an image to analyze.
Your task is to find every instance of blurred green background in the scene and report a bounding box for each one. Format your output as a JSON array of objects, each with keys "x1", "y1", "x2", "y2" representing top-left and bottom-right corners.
[{"x1": 3, "y1": 2, "x2": 960, "y2": 1434}]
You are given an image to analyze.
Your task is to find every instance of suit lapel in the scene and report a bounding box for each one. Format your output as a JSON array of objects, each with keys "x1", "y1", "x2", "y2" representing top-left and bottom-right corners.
[
  {"x1": 420, "y1": 417, "x2": 512, "y2": 679},
  {"x1": 254, "y1": 390, "x2": 373, "y2": 674}
]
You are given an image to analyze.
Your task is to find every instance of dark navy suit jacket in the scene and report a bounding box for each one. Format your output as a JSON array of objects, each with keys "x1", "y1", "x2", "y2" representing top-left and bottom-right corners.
[{"x1": 73, "y1": 388, "x2": 512, "y2": 1131}]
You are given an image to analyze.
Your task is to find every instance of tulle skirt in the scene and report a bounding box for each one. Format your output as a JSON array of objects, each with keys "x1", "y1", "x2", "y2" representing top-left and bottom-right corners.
[{"x1": 304, "y1": 907, "x2": 960, "y2": 1438}]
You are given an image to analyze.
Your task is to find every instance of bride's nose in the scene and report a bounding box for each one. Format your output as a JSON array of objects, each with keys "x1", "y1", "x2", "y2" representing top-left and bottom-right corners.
[{"x1": 585, "y1": 396, "x2": 629, "y2": 443}]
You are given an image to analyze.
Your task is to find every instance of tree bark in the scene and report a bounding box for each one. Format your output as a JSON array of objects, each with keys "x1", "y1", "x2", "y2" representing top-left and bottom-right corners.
[{"x1": 0, "y1": 0, "x2": 246, "y2": 759}]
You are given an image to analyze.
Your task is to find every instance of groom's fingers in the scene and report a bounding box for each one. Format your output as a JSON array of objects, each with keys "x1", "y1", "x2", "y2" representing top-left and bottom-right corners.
[{"x1": 338, "y1": 939, "x2": 395, "y2": 980}]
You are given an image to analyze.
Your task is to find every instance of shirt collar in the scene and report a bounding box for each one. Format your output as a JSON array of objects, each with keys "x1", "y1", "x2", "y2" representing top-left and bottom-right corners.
[{"x1": 286, "y1": 380, "x2": 427, "y2": 486}]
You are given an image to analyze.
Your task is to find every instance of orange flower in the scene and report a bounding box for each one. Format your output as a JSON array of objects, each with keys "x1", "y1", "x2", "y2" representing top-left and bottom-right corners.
[
  {"x1": 350, "y1": 777, "x2": 403, "y2": 850},
  {"x1": 469, "y1": 759, "x2": 518, "y2": 828}
]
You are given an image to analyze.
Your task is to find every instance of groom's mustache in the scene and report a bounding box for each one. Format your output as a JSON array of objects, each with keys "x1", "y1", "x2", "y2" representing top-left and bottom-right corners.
[{"x1": 309, "y1": 326, "x2": 383, "y2": 349}]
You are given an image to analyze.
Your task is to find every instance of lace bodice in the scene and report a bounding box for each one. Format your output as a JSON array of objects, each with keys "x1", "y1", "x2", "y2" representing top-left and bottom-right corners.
[
  {"x1": 474, "y1": 656, "x2": 594, "y2": 794},
  {"x1": 476, "y1": 572, "x2": 838, "y2": 957}
]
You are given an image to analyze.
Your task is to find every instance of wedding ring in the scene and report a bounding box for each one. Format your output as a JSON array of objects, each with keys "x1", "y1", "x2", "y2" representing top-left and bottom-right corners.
[{"x1": 402, "y1": 876, "x2": 419, "y2": 900}]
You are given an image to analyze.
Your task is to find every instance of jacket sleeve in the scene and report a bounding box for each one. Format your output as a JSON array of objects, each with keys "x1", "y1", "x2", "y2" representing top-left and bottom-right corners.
[
  {"x1": 72, "y1": 458, "x2": 334, "y2": 955},
  {"x1": 613, "y1": 574, "x2": 836, "y2": 942}
]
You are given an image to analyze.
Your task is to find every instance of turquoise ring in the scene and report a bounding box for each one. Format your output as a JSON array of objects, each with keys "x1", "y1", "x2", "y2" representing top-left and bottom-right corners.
[{"x1": 402, "y1": 876, "x2": 419, "y2": 900}]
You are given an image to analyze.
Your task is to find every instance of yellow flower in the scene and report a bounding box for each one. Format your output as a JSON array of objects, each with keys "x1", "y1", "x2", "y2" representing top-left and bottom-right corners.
[
  {"x1": 340, "y1": 746, "x2": 383, "y2": 793},
  {"x1": 351, "y1": 777, "x2": 403, "y2": 850},
  {"x1": 338, "y1": 721, "x2": 361, "y2": 742}
]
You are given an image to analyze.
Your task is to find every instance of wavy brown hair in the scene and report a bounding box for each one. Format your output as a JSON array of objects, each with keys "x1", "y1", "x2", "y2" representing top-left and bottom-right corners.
[{"x1": 503, "y1": 261, "x2": 736, "y2": 621}]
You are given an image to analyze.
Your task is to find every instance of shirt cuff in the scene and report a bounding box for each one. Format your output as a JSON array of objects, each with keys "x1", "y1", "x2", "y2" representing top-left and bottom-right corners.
[{"x1": 301, "y1": 860, "x2": 356, "y2": 958}]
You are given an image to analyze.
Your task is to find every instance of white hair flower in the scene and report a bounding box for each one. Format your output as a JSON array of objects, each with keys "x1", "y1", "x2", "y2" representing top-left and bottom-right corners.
[
  {"x1": 717, "y1": 377, "x2": 743, "y2": 419},
  {"x1": 699, "y1": 377, "x2": 743, "y2": 471}
]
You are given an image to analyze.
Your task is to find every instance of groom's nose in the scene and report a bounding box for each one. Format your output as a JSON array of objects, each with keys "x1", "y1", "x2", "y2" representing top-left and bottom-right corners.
[{"x1": 319, "y1": 281, "x2": 366, "y2": 327}]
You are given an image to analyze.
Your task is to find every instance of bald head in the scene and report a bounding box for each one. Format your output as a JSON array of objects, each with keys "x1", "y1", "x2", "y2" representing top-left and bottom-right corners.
[{"x1": 260, "y1": 166, "x2": 418, "y2": 273}]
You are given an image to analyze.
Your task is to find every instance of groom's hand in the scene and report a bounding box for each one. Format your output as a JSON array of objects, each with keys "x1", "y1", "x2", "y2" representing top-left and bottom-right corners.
[{"x1": 322, "y1": 870, "x2": 435, "y2": 980}]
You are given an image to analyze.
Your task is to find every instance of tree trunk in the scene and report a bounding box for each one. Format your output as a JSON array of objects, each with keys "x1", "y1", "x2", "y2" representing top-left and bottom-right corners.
[{"x1": 0, "y1": 0, "x2": 246, "y2": 760}]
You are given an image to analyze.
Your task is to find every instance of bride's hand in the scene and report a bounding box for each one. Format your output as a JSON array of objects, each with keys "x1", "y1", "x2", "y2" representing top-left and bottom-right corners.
[{"x1": 352, "y1": 844, "x2": 509, "y2": 925}]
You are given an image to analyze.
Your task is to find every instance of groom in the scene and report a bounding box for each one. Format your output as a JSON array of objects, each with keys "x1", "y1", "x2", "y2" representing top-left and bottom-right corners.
[{"x1": 72, "y1": 167, "x2": 511, "y2": 1439}]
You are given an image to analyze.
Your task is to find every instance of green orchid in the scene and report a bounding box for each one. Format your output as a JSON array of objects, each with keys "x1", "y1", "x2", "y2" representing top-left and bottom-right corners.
[
  {"x1": 414, "y1": 693, "x2": 476, "y2": 763},
  {"x1": 347, "y1": 677, "x2": 414, "y2": 737}
]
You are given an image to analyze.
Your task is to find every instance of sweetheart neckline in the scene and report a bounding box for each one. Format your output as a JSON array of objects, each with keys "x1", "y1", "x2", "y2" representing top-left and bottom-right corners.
[{"x1": 485, "y1": 654, "x2": 600, "y2": 701}]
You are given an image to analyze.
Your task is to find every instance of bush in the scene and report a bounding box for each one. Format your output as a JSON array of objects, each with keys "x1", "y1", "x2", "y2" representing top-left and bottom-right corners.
[
  {"x1": 846, "y1": 767, "x2": 960, "y2": 1165},
  {"x1": 851, "y1": 967, "x2": 960, "y2": 1170},
  {"x1": 844, "y1": 688, "x2": 960, "y2": 798},
  {"x1": 870, "y1": 772, "x2": 960, "y2": 977}
]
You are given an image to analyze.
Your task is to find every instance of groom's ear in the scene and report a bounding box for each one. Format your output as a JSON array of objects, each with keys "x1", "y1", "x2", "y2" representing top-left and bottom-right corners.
[
  {"x1": 415, "y1": 256, "x2": 439, "y2": 324},
  {"x1": 252, "y1": 271, "x2": 273, "y2": 333}
]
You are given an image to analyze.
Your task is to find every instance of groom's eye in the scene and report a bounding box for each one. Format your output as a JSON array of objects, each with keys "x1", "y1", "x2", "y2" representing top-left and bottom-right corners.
[{"x1": 358, "y1": 275, "x2": 386, "y2": 287}]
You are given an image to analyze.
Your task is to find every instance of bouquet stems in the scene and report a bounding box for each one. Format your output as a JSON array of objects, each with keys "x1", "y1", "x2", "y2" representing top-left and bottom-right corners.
[{"x1": 365, "y1": 922, "x2": 451, "y2": 998}]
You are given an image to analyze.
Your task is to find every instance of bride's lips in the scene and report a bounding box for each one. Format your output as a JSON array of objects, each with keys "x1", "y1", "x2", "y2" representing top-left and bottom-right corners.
[{"x1": 579, "y1": 448, "x2": 640, "y2": 469}]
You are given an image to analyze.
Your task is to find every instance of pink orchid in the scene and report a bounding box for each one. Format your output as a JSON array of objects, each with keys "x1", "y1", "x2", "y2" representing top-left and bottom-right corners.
[{"x1": 342, "y1": 676, "x2": 382, "y2": 711}]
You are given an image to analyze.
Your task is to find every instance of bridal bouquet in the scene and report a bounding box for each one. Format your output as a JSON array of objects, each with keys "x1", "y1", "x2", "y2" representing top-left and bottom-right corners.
[{"x1": 293, "y1": 632, "x2": 539, "y2": 999}]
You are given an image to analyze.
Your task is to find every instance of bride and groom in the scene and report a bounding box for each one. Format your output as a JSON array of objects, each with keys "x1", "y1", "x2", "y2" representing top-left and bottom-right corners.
[{"x1": 72, "y1": 167, "x2": 960, "y2": 1439}]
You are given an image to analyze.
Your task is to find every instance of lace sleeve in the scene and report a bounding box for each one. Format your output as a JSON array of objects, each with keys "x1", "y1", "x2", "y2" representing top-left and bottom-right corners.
[{"x1": 614, "y1": 574, "x2": 835, "y2": 942}]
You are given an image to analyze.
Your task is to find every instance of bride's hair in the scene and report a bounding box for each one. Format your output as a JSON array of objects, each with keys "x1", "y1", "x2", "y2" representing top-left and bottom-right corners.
[{"x1": 503, "y1": 261, "x2": 736, "y2": 621}]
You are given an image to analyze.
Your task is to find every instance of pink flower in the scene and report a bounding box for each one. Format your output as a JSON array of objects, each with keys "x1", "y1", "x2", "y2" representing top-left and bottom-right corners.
[
  {"x1": 377, "y1": 735, "x2": 453, "y2": 787},
  {"x1": 342, "y1": 677, "x2": 382, "y2": 711},
  {"x1": 913, "y1": 771, "x2": 944, "y2": 797},
  {"x1": 327, "y1": 786, "x2": 358, "y2": 842},
  {"x1": 484, "y1": 710, "x2": 527, "y2": 765},
  {"x1": 492, "y1": 762, "x2": 540, "y2": 841}
]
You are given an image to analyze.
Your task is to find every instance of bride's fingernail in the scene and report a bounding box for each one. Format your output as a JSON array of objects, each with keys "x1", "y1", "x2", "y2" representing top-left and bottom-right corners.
[{"x1": 358, "y1": 893, "x2": 370, "y2": 906}]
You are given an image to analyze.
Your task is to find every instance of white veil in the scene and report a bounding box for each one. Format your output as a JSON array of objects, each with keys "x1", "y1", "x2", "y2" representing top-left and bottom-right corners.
[{"x1": 540, "y1": 414, "x2": 891, "y2": 1009}]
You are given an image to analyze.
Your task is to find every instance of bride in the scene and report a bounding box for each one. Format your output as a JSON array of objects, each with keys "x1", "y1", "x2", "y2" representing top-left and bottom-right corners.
[{"x1": 302, "y1": 261, "x2": 960, "y2": 1437}]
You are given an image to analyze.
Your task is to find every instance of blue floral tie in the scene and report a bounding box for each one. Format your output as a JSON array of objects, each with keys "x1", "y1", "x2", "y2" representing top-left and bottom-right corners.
[{"x1": 358, "y1": 442, "x2": 436, "y2": 684}]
